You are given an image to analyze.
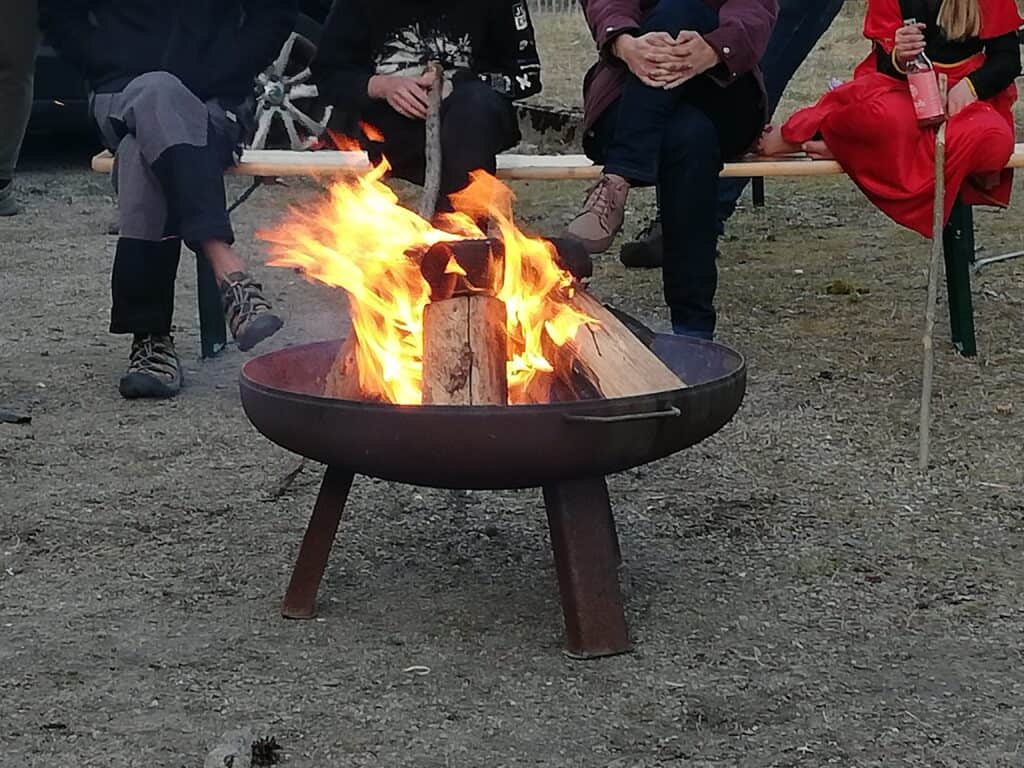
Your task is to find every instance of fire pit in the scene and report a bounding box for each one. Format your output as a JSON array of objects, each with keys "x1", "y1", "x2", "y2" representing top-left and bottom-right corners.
[
  {"x1": 247, "y1": 163, "x2": 746, "y2": 657},
  {"x1": 240, "y1": 330, "x2": 745, "y2": 658}
]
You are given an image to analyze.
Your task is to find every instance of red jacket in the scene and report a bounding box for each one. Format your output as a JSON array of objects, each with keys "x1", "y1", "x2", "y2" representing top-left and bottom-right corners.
[{"x1": 580, "y1": 0, "x2": 778, "y2": 130}]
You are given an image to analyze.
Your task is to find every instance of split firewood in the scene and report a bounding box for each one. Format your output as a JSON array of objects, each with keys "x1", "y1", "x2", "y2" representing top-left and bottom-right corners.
[
  {"x1": 421, "y1": 295, "x2": 509, "y2": 405},
  {"x1": 558, "y1": 290, "x2": 685, "y2": 398},
  {"x1": 323, "y1": 334, "x2": 362, "y2": 401}
]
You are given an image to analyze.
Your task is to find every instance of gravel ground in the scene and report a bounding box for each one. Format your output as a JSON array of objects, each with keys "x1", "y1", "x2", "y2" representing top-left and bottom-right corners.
[{"x1": 3, "y1": 9, "x2": 1024, "y2": 765}]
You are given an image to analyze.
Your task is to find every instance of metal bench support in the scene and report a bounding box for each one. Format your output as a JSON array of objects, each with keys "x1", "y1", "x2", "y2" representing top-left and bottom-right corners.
[
  {"x1": 194, "y1": 178, "x2": 269, "y2": 359},
  {"x1": 196, "y1": 251, "x2": 227, "y2": 359},
  {"x1": 942, "y1": 201, "x2": 977, "y2": 357},
  {"x1": 751, "y1": 177, "x2": 766, "y2": 208}
]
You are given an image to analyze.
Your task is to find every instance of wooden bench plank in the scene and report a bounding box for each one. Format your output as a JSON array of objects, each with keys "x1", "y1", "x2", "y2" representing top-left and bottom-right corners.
[{"x1": 91, "y1": 145, "x2": 1024, "y2": 180}]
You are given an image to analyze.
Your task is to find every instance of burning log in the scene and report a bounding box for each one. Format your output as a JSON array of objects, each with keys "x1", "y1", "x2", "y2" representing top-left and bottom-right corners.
[
  {"x1": 323, "y1": 334, "x2": 363, "y2": 401},
  {"x1": 420, "y1": 239, "x2": 504, "y2": 299},
  {"x1": 420, "y1": 240, "x2": 509, "y2": 405},
  {"x1": 518, "y1": 290, "x2": 683, "y2": 404},
  {"x1": 554, "y1": 290, "x2": 685, "y2": 399},
  {"x1": 422, "y1": 295, "x2": 509, "y2": 405}
]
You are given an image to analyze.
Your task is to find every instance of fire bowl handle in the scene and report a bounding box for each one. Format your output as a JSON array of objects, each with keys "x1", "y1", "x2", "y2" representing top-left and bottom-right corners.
[{"x1": 562, "y1": 406, "x2": 681, "y2": 424}]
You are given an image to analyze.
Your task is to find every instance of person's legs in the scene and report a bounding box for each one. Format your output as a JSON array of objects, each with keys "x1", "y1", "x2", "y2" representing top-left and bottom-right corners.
[
  {"x1": 0, "y1": 0, "x2": 39, "y2": 215},
  {"x1": 569, "y1": 0, "x2": 720, "y2": 254},
  {"x1": 438, "y1": 80, "x2": 519, "y2": 199},
  {"x1": 626, "y1": 0, "x2": 845, "y2": 264},
  {"x1": 103, "y1": 132, "x2": 185, "y2": 398},
  {"x1": 103, "y1": 72, "x2": 282, "y2": 354},
  {"x1": 601, "y1": 0, "x2": 720, "y2": 184},
  {"x1": 658, "y1": 103, "x2": 721, "y2": 338},
  {"x1": 717, "y1": 0, "x2": 845, "y2": 219}
]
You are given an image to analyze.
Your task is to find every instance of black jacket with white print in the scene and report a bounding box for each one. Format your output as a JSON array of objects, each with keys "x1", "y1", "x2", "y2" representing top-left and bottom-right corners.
[{"x1": 312, "y1": 0, "x2": 542, "y2": 113}]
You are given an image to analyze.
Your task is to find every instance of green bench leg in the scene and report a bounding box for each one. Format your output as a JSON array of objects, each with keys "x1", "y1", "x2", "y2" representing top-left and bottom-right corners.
[
  {"x1": 196, "y1": 250, "x2": 227, "y2": 359},
  {"x1": 942, "y1": 201, "x2": 977, "y2": 357},
  {"x1": 751, "y1": 177, "x2": 766, "y2": 208}
]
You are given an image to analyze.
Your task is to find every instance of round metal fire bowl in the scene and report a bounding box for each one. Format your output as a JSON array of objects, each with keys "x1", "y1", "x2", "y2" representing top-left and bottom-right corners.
[{"x1": 240, "y1": 335, "x2": 746, "y2": 490}]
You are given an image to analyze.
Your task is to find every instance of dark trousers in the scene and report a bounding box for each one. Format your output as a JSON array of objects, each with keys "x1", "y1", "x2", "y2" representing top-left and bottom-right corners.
[
  {"x1": 586, "y1": 0, "x2": 762, "y2": 337},
  {"x1": 359, "y1": 80, "x2": 520, "y2": 210},
  {"x1": 92, "y1": 72, "x2": 244, "y2": 334},
  {"x1": 0, "y1": 0, "x2": 37, "y2": 181},
  {"x1": 717, "y1": 0, "x2": 846, "y2": 220}
]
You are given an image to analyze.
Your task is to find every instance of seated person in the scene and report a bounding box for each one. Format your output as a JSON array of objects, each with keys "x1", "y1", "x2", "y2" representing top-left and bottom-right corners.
[
  {"x1": 311, "y1": 0, "x2": 542, "y2": 212},
  {"x1": 620, "y1": 0, "x2": 847, "y2": 268},
  {"x1": 571, "y1": 0, "x2": 777, "y2": 339},
  {"x1": 41, "y1": 0, "x2": 295, "y2": 400},
  {"x1": 760, "y1": 0, "x2": 1022, "y2": 237}
]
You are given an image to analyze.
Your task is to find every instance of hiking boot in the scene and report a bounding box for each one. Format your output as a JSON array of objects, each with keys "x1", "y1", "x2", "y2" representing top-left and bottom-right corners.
[
  {"x1": 0, "y1": 183, "x2": 21, "y2": 216},
  {"x1": 619, "y1": 217, "x2": 663, "y2": 269},
  {"x1": 221, "y1": 271, "x2": 284, "y2": 352},
  {"x1": 566, "y1": 174, "x2": 630, "y2": 254},
  {"x1": 120, "y1": 334, "x2": 182, "y2": 399}
]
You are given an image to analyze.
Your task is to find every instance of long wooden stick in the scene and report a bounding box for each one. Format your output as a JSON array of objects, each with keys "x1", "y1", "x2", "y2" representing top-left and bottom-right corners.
[
  {"x1": 418, "y1": 62, "x2": 444, "y2": 221},
  {"x1": 919, "y1": 75, "x2": 948, "y2": 471}
]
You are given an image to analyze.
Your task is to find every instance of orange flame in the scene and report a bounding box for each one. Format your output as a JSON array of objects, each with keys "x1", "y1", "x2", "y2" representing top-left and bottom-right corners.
[
  {"x1": 259, "y1": 163, "x2": 592, "y2": 405},
  {"x1": 359, "y1": 122, "x2": 385, "y2": 142}
]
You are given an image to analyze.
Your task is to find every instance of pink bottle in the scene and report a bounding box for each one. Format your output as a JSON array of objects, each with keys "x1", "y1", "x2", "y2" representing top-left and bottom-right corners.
[{"x1": 902, "y1": 18, "x2": 946, "y2": 128}]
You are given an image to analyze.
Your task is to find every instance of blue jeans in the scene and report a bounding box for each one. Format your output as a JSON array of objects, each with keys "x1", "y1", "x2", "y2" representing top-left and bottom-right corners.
[
  {"x1": 717, "y1": 0, "x2": 846, "y2": 223},
  {"x1": 587, "y1": 0, "x2": 762, "y2": 339}
]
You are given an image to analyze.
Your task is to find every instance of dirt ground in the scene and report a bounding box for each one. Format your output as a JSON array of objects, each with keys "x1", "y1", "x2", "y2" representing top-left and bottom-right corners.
[{"x1": 3, "y1": 10, "x2": 1024, "y2": 767}]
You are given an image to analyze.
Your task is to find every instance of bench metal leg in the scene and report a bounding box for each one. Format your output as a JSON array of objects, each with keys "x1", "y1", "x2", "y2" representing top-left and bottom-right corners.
[
  {"x1": 196, "y1": 250, "x2": 227, "y2": 359},
  {"x1": 751, "y1": 177, "x2": 766, "y2": 208},
  {"x1": 942, "y1": 201, "x2": 977, "y2": 357}
]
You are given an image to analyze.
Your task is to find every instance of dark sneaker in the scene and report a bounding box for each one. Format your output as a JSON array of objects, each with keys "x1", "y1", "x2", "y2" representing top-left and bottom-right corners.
[
  {"x1": 120, "y1": 334, "x2": 182, "y2": 399},
  {"x1": 619, "y1": 217, "x2": 663, "y2": 269},
  {"x1": 220, "y1": 271, "x2": 284, "y2": 352},
  {"x1": 0, "y1": 184, "x2": 21, "y2": 216},
  {"x1": 566, "y1": 174, "x2": 630, "y2": 254}
]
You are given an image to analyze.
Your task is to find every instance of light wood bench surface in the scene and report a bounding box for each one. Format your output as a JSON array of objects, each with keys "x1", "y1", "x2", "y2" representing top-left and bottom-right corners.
[{"x1": 91, "y1": 145, "x2": 1024, "y2": 180}]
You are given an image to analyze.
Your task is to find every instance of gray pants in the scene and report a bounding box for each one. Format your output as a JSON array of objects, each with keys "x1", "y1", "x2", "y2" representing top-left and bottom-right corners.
[
  {"x1": 0, "y1": 0, "x2": 39, "y2": 180},
  {"x1": 92, "y1": 71, "x2": 243, "y2": 244},
  {"x1": 91, "y1": 72, "x2": 244, "y2": 334}
]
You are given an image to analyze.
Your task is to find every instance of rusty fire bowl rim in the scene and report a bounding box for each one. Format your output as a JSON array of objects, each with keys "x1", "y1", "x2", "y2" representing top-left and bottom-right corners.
[
  {"x1": 238, "y1": 336, "x2": 743, "y2": 415},
  {"x1": 238, "y1": 334, "x2": 746, "y2": 489}
]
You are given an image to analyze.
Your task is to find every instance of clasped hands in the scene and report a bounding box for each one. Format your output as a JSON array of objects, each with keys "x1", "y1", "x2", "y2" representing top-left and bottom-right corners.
[{"x1": 612, "y1": 31, "x2": 721, "y2": 89}]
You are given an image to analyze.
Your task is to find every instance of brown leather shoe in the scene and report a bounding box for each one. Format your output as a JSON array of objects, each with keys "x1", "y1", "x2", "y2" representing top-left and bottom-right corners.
[{"x1": 566, "y1": 174, "x2": 630, "y2": 254}]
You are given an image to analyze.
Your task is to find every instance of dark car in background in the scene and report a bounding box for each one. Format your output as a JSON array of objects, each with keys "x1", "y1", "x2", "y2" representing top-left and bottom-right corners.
[{"x1": 30, "y1": 0, "x2": 334, "y2": 150}]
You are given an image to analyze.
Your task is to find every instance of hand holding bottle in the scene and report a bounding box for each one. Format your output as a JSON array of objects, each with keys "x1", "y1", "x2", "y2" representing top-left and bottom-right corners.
[{"x1": 895, "y1": 22, "x2": 926, "y2": 63}]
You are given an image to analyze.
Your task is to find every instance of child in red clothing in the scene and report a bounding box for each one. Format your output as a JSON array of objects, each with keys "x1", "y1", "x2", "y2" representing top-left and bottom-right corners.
[{"x1": 760, "y1": 0, "x2": 1022, "y2": 237}]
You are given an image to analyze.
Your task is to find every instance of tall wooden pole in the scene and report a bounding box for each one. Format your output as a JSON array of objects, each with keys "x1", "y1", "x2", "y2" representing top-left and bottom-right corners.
[{"x1": 919, "y1": 74, "x2": 948, "y2": 471}]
